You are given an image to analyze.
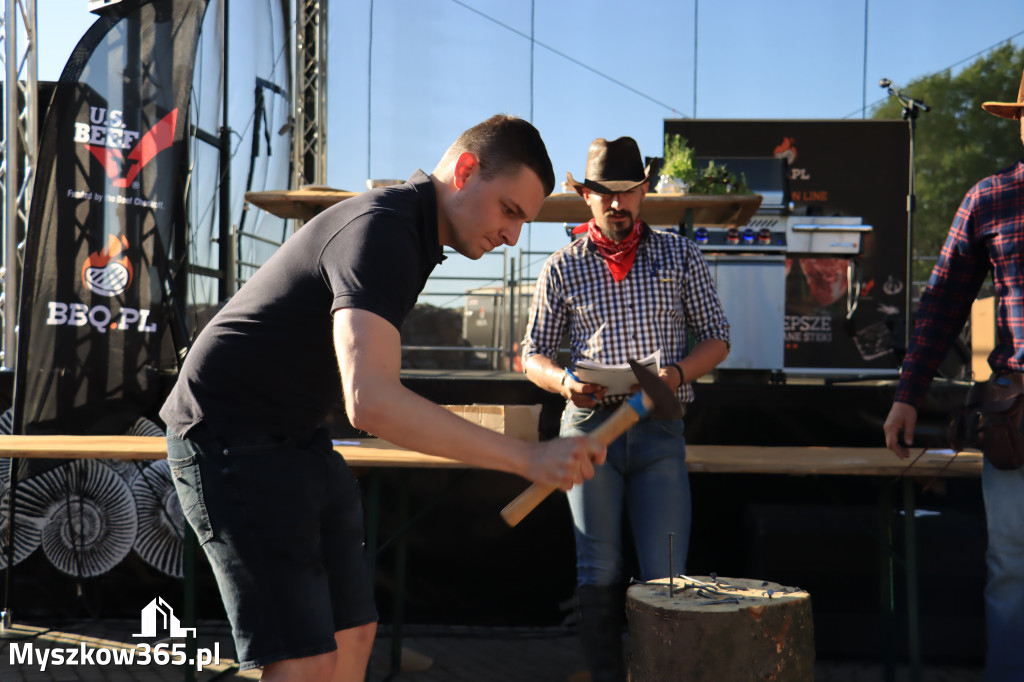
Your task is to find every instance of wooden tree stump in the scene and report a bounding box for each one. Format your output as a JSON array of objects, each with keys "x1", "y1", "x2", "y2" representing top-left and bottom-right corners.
[{"x1": 626, "y1": 576, "x2": 813, "y2": 681}]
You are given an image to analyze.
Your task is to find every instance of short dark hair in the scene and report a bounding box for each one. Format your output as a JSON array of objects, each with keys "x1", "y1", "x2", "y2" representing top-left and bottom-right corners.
[{"x1": 436, "y1": 115, "x2": 556, "y2": 195}]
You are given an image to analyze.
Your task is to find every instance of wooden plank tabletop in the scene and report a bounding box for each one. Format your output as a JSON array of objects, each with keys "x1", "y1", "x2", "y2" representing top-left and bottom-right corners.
[
  {"x1": 685, "y1": 445, "x2": 981, "y2": 477},
  {"x1": 244, "y1": 188, "x2": 764, "y2": 228},
  {"x1": 0, "y1": 436, "x2": 981, "y2": 477},
  {"x1": 0, "y1": 435, "x2": 169, "y2": 459}
]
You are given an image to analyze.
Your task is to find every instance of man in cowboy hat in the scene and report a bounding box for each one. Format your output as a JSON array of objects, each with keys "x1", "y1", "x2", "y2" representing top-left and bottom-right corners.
[
  {"x1": 884, "y1": 71, "x2": 1024, "y2": 681},
  {"x1": 521, "y1": 136, "x2": 730, "y2": 681}
]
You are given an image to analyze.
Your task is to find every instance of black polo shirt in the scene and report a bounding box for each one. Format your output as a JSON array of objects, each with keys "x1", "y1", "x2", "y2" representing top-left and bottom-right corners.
[{"x1": 159, "y1": 170, "x2": 445, "y2": 438}]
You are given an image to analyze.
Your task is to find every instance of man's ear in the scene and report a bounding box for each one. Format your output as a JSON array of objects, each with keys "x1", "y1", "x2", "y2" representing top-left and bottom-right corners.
[{"x1": 453, "y1": 152, "x2": 478, "y2": 190}]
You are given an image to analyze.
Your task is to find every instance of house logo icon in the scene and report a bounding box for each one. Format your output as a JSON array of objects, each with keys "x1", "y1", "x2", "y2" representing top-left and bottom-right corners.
[{"x1": 133, "y1": 597, "x2": 196, "y2": 639}]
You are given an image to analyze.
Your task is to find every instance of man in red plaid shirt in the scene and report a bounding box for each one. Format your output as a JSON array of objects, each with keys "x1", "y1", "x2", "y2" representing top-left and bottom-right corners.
[{"x1": 884, "y1": 70, "x2": 1024, "y2": 681}]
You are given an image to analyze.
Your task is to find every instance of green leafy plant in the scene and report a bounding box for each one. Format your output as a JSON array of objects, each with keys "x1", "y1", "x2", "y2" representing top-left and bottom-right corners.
[
  {"x1": 660, "y1": 134, "x2": 749, "y2": 194},
  {"x1": 661, "y1": 134, "x2": 698, "y2": 183},
  {"x1": 688, "y1": 160, "x2": 750, "y2": 195}
]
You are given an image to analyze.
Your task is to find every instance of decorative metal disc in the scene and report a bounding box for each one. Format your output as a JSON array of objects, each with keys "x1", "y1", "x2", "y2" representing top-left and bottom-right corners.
[
  {"x1": 106, "y1": 417, "x2": 166, "y2": 486},
  {"x1": 0, "y1": 461, "x2": 44, "y2": 570},
  {"x1": 131, "y1": 460, "x2": 185, "y2": 578},
  {"x1": 125, "y1": 417, "x2": 165, "y2": 438},
  {"x1": 21, "y1": 460, "x2": 138, "y2": 577},
  {"x1": 101, "y1": 459, "x2": 144, "y2": 488}
]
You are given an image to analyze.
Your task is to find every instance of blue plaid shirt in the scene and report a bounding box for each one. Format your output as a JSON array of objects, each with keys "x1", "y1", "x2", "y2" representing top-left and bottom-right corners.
[
  {"x1": 897, "y1": 160, "x2": 1024, "y2": 407},
  {"x1": 521, "y1": 225, "x2": 730, "y2": 405}
]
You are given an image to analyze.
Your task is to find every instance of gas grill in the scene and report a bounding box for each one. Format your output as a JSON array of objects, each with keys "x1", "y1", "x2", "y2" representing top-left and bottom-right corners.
[{"x1": 688, "y1": 158, "x2": 872, "y2": 375}]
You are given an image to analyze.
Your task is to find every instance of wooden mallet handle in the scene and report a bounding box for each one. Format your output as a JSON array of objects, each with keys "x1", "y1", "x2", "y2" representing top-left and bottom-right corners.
[{"x1": 500, "y1": 391, "x2": 653, "y2": 527}]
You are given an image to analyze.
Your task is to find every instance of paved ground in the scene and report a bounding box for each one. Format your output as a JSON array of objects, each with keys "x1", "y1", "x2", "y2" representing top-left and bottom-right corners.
[{"x1": 0, "y1": 619, "x2": 985, "y2": 681}]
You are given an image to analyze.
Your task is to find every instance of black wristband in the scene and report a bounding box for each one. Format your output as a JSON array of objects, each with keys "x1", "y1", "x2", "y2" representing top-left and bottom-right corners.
[{"x1": 666, "y1": 363, "x2": 684, "y2": 386}]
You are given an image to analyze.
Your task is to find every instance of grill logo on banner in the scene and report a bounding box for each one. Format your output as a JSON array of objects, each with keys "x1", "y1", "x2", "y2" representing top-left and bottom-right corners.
[
  {"x1": 773, "y1": 137, "x2": 798, "y2": 165},
  {"x1": 773, "y1": 137, "x2": 812, "y2": 183},
  {"x1": 74, "y1": 107, "x2": 178, "y2": 188},
  {"x1": 82, "y1": 234, "x2": 133, "y2": 297},
  {"x1": 45, "y1": 233, "x2": 156, "y2": 334}
]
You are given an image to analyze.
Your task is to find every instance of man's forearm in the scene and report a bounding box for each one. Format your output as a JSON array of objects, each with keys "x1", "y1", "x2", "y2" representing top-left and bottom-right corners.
[
  {"x1": 523, "y1": 353, "x2": 570, "y2": 396},
  {"x1": 676, "y1": 338, "x2": 729, "y2": 383},
  {"x1": 353, "y1": 381, "x2": 536, "y2": 475}
]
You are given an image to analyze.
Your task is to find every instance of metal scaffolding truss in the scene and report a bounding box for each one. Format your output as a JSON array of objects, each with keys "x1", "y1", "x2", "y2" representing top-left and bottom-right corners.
[
  {"x1": 1, "y1": 0, "x2": 37, "y2": 371},
  {"x1": 292, "y1": 0, "x2": 326, "y2": 192},
  {"x1": 0, "y1": 0, "x2": 317, "y2": 373}
]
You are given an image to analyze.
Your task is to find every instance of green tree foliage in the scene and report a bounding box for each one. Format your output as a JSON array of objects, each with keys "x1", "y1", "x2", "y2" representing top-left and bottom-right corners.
[{"x1": 871, "y1": 43, "x2": 1024, "y2": 281}]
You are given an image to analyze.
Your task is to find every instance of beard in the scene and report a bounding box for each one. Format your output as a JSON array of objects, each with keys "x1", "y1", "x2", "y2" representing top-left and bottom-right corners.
[{"x1": 598, "y1": 210, "x2": 636, "y2": 241}]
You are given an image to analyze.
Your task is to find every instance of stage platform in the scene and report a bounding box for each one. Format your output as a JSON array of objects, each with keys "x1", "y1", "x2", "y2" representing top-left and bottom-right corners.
[{"x1": 0, "y1": 370, "x2": 985, "y2": 676}]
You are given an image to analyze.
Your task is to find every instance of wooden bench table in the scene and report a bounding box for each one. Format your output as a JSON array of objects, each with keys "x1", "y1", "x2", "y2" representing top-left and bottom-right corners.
[
  {"x1": 0, "y1": 435, "x2": 981, "y2": 474},
  {"x1": 0, "y1": 436, "x2": 981, "y2": 680}
]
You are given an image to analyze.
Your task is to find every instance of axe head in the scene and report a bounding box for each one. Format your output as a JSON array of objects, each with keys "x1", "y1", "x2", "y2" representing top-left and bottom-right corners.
[{"x1": 629, "y1": 359, "x2": 684, "y2": 420}]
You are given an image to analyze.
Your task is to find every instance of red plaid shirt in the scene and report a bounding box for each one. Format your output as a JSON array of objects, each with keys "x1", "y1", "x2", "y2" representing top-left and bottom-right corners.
[{"x1": 896, "y1": 160, "x2": 1024, "y2": 407}]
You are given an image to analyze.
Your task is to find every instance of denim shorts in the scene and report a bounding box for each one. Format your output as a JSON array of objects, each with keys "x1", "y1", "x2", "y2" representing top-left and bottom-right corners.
[{"x1": 167, "y1": 425, "x2": 378, "y2": 671}]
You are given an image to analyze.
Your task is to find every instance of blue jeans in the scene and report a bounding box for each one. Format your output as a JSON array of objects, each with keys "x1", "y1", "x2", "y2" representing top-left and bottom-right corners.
[
  {"x1": 982, "y1": 456, "x2": 1024, "y2": 681},
  {"x1": 561, "y1": 403, "x2": 690, "y2": 587}
]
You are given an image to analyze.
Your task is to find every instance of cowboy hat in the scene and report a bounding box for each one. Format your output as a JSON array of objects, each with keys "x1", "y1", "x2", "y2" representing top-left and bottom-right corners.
[
  {"x1": 982, "y1": 68, "x2": 1024, "y2": 119},
  {"x1": 566, "y1": 136, "x2": 652, "y2": 195}
]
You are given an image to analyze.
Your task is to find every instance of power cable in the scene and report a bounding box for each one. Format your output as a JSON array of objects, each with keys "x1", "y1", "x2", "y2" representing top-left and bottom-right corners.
[
  {"x1": 844, "y1": 29, "x2": 1024, "y2": 120},
  {"x1": 446, "y1": 0, "x2": 686, "y2": 116}
]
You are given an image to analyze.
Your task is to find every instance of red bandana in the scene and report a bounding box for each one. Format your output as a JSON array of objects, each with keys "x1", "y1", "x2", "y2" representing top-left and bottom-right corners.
[{"x1": 586, "y1": 219, "x2": 645, "y2": 282}]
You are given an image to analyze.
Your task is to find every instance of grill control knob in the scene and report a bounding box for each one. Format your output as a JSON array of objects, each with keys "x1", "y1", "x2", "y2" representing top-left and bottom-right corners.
[
  {"x1": 757, "y1": 228, "x2": 772, "y2": 244},
  {"x1": 742, "y1": 228, "x2": 756, "y2": 244},
  {"x1": 725, "y1": 227, "x2": 739, "y2": 244},
  {"x1": 694, "y1": 227, "x2": 709, "y2": 244}
]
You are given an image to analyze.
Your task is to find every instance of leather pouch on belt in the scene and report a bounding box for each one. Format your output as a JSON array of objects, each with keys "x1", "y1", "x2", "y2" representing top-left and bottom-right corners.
[{"x1": 949, "y1": 373, "x2": 1024, "y2": 470}]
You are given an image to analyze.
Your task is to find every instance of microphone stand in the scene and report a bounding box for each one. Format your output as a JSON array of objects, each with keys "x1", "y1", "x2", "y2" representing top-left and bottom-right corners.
[
  {"x1": 882, "y1": 81, "x2": 930, "y2": 366},
  {"x1": 881, "y1": 79, "x2": 930, "y2": 682}
]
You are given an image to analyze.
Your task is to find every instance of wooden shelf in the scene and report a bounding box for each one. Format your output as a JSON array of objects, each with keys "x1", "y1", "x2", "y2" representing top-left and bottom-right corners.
[
  {"x1": 534, "y1": 192, "x2": 762, "y2": 227},
  {"x1": 245, "y1": 187, "x2": 763, "y2": 228},
  {"x1": 244, "y1": 187, "x2": 358, "y2": 222}
]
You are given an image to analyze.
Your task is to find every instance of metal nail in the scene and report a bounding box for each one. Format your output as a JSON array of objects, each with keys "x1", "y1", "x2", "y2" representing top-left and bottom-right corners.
[{"x1": 668, "y1": 533, "x2": 674, "y2": 596}]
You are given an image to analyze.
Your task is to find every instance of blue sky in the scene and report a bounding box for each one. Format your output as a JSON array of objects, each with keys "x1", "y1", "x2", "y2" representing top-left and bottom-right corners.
[{"x1": 33, "y1": 0, "x2": 1024, "y2": 285}]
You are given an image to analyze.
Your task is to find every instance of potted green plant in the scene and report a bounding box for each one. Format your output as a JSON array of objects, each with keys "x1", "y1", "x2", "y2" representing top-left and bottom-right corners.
[
  {"x1": 656, "y1": 133, "x2": 697, "y2": 193},
  {"x1": 657, "y1": 134, "x2": 750, "y2": 195},
  {"x1": 689, "y1": 159, "x2": 750, "y2": 195}
]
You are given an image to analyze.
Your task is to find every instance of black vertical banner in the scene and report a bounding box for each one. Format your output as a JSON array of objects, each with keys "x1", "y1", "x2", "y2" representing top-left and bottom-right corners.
[
  {"x1": 664, "y1": 119, "x2": 910, "y2": 374},
  {"x1": 15, "y1": 0, "x2": 210, "y2": 434}
]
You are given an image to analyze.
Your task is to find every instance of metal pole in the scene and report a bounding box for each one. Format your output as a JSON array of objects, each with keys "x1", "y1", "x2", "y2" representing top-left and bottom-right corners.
[
  {"x1": 218, "y1": 0, "x2": 233, "y2": 300},
  {"x1": 877, "y1": 481, "x2": 895, "y2": 682},
  {"x1": 316, "y1": 0, "x2": 327, "y2": 184},
  {"x1": 904, "y1": 111, "x2": 916, "y2": 359},
  {"x1": 903, "y1": 477, "x2": 921, "y2": 682},
  {"x1": 508, "y1": 256, "x2": 516, "y2": 371},
  {"x1": 1, "y1": 0, "x2": 36, "y2": 633},
  {"x1": 2, "y1": 0, "x2": 14, "y2": 612},
  {"x1": 3, "y1": 0, "x2": 19, "y2": 370}
]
